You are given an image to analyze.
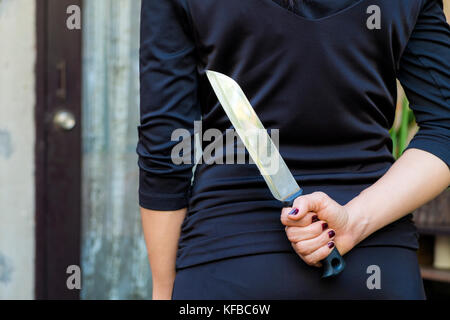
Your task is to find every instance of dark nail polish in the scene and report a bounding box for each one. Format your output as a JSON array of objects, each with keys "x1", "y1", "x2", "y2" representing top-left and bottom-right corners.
[
  {"x1": 328, "y1": 241, "x2": 335, "y2": 249},
  {"x1": 288, "y1": 208, "x2": 299, "y2": 216},
  {"x1": 312, "y1": 215, "x2": 319, "y2": 223},
  {"x1": 322, "y1": 223, "x2": 328, "y2": 231},
  {"x1": 328, "y1": 230, "x2": 336, "y2": 238}
]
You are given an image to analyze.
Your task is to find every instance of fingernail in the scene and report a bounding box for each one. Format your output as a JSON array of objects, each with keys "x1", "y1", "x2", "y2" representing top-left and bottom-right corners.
[
  {"x1": 312, "y1": 215, "x2": 319, "y2": 223},
  {"x1": 322, "y1": 223, "x2": 328, "y2": 231},
  {"x1": 328, "y1": 241, "x2": 335, "y2": 249},
  {"x1": 288, "y1": 208, "x2": 299, "y2": 216},
  {"x1": 328, "y1": 230, "x2": 335, "y2": 238}
]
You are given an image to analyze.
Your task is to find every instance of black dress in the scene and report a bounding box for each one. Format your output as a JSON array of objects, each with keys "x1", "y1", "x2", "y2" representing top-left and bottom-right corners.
[{"x1": 138, "y1": 0, "x2": 449, "y2": 299}]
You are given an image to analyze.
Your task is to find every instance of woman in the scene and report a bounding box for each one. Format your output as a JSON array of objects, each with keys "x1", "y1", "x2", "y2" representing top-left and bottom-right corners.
[{"x1": 137, "y1": 0, "x2": 450, "y2": 299}]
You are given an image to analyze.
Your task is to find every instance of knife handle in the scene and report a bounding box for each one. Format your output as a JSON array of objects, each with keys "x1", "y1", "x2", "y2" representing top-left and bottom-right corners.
[
  {"x1": 282, "y1": 189, "x2": 346, "y2": 278},
  {"x1": 321, "y1": 248, "x2": 345, "y2": 278},
  {"x1": 281, "y1": 189, "x2": 304, "y2": 207}
]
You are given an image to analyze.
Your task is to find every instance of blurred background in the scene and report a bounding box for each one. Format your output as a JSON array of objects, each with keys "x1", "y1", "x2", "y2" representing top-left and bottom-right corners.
[{"x1": 0, "y1": 0, "x2": 449, "y2": 300}]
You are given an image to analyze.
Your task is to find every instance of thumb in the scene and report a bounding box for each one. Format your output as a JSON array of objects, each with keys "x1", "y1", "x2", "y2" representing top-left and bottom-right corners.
[{"x1": 288, "y1": 192, "x2": 330, "y2": 221}]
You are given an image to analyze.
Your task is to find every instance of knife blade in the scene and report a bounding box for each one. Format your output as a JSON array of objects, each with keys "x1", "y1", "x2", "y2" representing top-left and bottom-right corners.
[{"x1": 206, "y1": 70, "x2": 345, "y2": 278}]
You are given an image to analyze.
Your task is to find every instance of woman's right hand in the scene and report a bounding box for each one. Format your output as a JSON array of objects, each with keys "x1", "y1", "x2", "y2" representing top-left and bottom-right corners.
[
  {"x1": 282, "y1": 211, "x2": 336, "y2": 267},
  {"x1": 280, "y1": 192, "x2": 355, "y2": 267}
]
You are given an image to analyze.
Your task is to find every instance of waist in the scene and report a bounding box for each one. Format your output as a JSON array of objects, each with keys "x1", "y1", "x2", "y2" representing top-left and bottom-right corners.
[
  {"x1": 176, "y1": 211, "x2": 418, "y2": 270},
  {"x1": 177, "y1": 176, "x2": 418, "y2": 269},
  {"x1": 188, "y1": 161, "x2": 392, "y2": 212}
]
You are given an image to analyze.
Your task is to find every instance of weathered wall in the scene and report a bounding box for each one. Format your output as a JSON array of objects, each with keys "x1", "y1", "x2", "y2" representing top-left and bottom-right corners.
[
  {"x1": 81, "y1": 0, "x2": 152, "y2": 299},
  {"x1": 0, "y1": 0, "x2": 36, "y2": 299}
]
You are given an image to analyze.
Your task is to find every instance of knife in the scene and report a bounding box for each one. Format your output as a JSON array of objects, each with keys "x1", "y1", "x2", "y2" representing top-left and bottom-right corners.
[{"x1": 206, "y1": 70, "x2": 345, "y2": 278}]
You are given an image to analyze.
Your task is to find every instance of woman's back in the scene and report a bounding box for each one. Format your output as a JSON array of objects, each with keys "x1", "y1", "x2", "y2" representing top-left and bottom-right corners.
[{"x1": 138, "y1": 0, "x2": 450, "y2": 270}]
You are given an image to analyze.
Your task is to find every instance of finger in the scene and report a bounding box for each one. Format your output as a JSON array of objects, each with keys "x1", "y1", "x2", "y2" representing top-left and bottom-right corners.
[
  {"x1": 281, "y1": 192, "x2": 329, "y2": 223},
  {"x1": 285, "y1": 221, "x2": 330, "y2": 242},
  {"x1": 291, "y1": 242, "x2": 323, "y2": 268},
  {"x1": 292, "y1": 228, "x2": 336, "y2": 256},
  {"x1": 302, "y1": 241, "x2": 336, "y2": 266},
  {"x1": 281, "y1": 206, "x2": 308, "y2": 223},
  {"x1": 281, "y1": 211, "x2": 319, "y2": 227}
]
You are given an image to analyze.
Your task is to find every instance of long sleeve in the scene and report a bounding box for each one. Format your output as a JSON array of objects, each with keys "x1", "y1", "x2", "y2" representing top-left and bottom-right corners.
[
  {"x1": 398, "y1": 0, "x2": 450, "y2": 167},
  {"x1": 137, "y1": 0, "x2": 200, "y2": 210}
]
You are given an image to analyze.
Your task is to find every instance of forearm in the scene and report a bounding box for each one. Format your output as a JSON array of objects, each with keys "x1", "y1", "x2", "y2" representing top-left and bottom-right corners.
[
  {"x1": 345, "y1": 148, "x2": 450, "y2": 247},
  {"x1": 140, "y1": 206, "x2": 187, "y2": 300}
]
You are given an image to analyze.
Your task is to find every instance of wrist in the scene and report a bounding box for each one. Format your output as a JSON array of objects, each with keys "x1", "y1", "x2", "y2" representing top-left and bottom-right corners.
[
  {"x1": 152, "y1": 278, "x2": 175, "y2": 300},
  {"x1": 344, "y1": 194, "x2": 372, "y2": 247},
  {"x1": 152, "y1": 284, "x2": 173, "y2": 300}
]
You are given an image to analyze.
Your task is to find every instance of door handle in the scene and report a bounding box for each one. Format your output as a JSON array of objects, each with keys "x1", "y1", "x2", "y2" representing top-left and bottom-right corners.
[{"x1": 53, "y1": 110, "x2": 76, "y2": 131}]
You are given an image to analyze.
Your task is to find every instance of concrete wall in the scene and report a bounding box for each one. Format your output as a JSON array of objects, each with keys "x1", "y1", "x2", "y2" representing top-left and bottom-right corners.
[
  {"x1": 0, "y1": 0, "x2": 36, "y2": 299},
  {"x1": 81, "y1": 0, "x2": 151, "y2": 299}
]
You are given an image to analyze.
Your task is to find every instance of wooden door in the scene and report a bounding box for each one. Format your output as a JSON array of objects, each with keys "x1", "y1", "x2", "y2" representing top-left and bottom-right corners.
[{"x1": 35, "y1": 0, "x2": 82, "y2": 300}]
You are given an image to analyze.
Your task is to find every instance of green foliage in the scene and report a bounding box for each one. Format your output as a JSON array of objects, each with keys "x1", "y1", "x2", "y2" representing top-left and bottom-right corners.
[{"x1": 389, "y1": 96, "x2": 417, "y2": 159}]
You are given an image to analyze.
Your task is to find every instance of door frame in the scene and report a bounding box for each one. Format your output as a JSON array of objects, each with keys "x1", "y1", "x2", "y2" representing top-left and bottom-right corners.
[{"x1": 35, "y1": 0, "x2": 83, "y2": 300}]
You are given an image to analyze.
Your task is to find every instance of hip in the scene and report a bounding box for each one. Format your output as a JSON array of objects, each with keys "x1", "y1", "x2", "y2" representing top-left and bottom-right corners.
[{"x1": 172, "y1": 246, "x2": 425, "y2": 300}]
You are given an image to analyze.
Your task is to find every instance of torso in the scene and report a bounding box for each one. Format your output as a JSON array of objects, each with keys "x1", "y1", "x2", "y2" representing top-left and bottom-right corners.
[{"x1": 175, "y1": 0, "x2": 424, "y2": 269}]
